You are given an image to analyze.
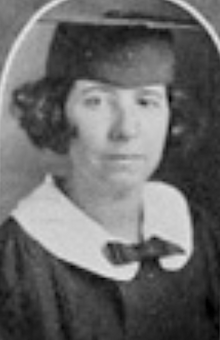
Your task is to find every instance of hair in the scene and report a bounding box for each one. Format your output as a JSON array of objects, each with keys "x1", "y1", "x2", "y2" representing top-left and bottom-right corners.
[
  {"x1": 12, "y1": 77, "x2": 73, "y2": 154},
  {"x1": 12, "y1": 78, "x2": 207, "y2": 156},
  {"x1": 11, "y1": 23, "x2": 208, "y2": 159}
]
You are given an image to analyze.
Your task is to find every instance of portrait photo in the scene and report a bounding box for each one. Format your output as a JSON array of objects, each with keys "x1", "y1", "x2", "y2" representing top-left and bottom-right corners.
[{"x1": 0, "y1": 0, "x2": 219, "y2": 339}]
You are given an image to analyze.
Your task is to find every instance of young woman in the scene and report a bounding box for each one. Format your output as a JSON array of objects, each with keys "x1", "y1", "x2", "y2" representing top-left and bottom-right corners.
[{"x1": 0, "y1": 15, "x2": 219, "y2": 340}]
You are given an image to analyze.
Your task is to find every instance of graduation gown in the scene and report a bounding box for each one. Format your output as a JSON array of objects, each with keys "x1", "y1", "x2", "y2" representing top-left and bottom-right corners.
[{"x1": 0, "y1": 176, "x2": 219, "y2": 340}]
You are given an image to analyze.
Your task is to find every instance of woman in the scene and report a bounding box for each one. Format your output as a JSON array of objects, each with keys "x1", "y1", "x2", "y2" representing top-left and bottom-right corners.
[{"x1": 0, "y1": 14, "x2": 219, "y2": 340}]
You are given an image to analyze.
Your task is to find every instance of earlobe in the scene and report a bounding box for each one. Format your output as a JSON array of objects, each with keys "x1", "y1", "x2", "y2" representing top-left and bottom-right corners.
[
  {"x1": 69, "y1": 124, "x2": 79, "y2": 139},
  {"x1": 171, "y1": 123, "x2": 185, "y2": 137}
]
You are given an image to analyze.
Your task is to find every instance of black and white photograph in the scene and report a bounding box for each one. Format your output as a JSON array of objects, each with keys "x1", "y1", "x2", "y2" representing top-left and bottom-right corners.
[{"x1": 0, "y1": 0, "x2": 220, "y2": 339}]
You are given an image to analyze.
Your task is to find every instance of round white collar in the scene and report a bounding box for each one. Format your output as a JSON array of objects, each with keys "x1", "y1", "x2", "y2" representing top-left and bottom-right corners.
[{"x1": 12, "y1": 175, "x2": 193, "y2": 281}]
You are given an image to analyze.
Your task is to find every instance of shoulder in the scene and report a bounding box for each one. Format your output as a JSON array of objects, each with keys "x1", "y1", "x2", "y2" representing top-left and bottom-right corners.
[
  {"x1": 0, "y1": 216, "x2": 27, "y2": 256},
  {"x1": 190, "y1": 201, "x2": 220, "y2": 252},
  {"x1": 153, "y1": 181, "x2": 220, "y2": 270},
  {"x1": 159, "y1": 181, "x2": 220, "y2": 254},
  {"x1": 0, "y1": 217, "x2": 48, "y2": 283},
  {"x1": 0, "y1": 216, "x2": 41, "y2": 253},
  {"x1": 189, "y1": 201, "x2": 220, "y2": 298},
  {"x1": 0, "y1": 216, "x2": 95, "y2": 289}
]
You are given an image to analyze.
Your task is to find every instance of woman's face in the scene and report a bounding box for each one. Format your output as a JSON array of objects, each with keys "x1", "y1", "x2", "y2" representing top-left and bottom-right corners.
[{"x1": 65, "y1": 79, "x2": 171, "y2": 190}]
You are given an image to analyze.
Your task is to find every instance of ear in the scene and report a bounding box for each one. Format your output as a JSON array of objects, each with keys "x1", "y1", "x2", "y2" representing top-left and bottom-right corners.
[
  {"x1": 171, "y1": 122, "x2": 186, "y2": 137},
  {"x1": 169, "y1": 88, "x2": 208, "y2": 157},
  {"x1": 169, "y1": 88, "x2": 189, "y2": 143}
]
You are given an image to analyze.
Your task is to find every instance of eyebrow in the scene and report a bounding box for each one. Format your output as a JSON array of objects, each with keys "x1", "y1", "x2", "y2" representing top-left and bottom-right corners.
[
  {"x1": 79, "y1": 83, "x2": 114, "y2": 95},
  {"x1": 137, "y1": 88, "x2": 165, "y2": 99},
  {"x1": 78, "y1": 82, "x2": 165, "y2": 98}
]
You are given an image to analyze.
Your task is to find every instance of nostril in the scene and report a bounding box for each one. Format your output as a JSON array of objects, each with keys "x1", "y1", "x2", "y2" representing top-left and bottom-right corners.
[
  {"x1": 110, "y1": 113, "x2": 139, "y2": 141},
  {"x1": 109, "y1": 95, "x2": 139, "y2": 141}
]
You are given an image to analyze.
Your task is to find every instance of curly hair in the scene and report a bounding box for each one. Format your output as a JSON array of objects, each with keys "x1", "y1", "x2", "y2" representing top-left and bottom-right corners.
[
  {"x1": 12, "y1": 77, "x2": 73, "y2": 154},
  {"x1": 11, "y1": 22, "x2": 208, "y2": 158},
  {"x1": 11, "y1": 77, "x2": 207, "y2": 157}
]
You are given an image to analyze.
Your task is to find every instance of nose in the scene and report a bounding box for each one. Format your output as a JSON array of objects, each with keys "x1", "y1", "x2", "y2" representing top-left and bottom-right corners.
[{"x1": 109, "y1": 97, "x2": 139, "y2": 141}]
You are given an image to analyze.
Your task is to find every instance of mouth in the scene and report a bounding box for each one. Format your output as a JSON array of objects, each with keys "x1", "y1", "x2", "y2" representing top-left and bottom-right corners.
[
  {"x1": 107, "y1": 154, "x2": 144, "y2": 160},
  {"x1": 102, "y1": 153, "x2": 146, "y2": 175},
  {"x1": 105, "y1": 154, "x2": 145, "y2": 165}
]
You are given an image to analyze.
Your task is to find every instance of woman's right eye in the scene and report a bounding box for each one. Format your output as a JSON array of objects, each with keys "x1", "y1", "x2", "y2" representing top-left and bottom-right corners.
[{"x1": 83, "y1": 95, "x2": 103, "y2": 108}]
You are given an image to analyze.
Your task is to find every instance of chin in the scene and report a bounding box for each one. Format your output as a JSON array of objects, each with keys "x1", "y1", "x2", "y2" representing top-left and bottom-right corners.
[{"x1": 106, "y1": 172, "x2": 147, "y2": 192}]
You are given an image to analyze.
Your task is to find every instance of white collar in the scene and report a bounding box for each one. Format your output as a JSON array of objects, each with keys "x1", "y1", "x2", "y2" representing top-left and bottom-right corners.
[{"x1": 12, "y1": 175, "x2": 193, "y2": 281}]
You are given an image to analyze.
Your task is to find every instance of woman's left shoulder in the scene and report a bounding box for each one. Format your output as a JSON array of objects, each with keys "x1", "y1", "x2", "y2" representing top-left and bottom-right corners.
[
  {"x1": 190, "y1": 200, "x2": 220, "y2": 244},
  {"x1": 188, "y1": 199, "x2": 220, "y2": 276}
]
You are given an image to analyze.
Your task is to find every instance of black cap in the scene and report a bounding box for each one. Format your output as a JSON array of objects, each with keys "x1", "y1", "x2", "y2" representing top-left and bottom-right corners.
[
  {"x1": 40, "y1": 0, "x2": 201, "y2": 88},
  {"x1": 46, "y1": 22, "x2": 175, "y2": 87},
  {"x1": 40, "y1": 0, "x2": 200, "y2": 30}
]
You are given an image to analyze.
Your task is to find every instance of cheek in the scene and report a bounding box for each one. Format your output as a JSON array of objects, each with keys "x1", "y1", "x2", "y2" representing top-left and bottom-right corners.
[{"x1": 67, "y1": 109, "x2": 110, "y2": 152}]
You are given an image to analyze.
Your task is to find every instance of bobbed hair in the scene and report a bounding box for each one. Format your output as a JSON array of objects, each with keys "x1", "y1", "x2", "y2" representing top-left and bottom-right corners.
[{"x1": 11, "y1": 22, "x2": 208, "y2": 158}]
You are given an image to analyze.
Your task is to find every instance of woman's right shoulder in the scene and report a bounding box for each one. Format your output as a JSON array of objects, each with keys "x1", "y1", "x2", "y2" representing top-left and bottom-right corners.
[
  {"x1": 0, "y1": 216, "x2": 52, "y2": 285},
  {"x1": 0, "y1": 216, "x2": 24, "y2": 245},
  {"x1": 0, "y1": 216, "x2": 34, "y2": 244}
]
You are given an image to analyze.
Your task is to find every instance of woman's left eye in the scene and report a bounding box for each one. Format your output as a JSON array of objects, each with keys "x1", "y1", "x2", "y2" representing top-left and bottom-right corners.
[{"x1": 137, "y1": 97, "x2": 157, "y2": 108}]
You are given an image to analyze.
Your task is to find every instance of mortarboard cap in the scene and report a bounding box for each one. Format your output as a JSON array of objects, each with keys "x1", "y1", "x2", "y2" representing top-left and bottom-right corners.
[{"x1": 40, "y1": 0, "x2": 201, "y2": 87}]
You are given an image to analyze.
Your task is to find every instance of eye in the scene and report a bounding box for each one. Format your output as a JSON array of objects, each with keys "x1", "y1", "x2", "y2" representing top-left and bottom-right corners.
[
  {"x1": 83, "y1": 95, "x2": 103, "y2": 108},
  {"x1": 136, "y1": 97, "x2": 158, "y2": 108}
]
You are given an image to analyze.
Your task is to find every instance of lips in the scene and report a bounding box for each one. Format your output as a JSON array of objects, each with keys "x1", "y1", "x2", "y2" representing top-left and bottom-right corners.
[
  {"x1": 106, "y1": 154, "x2": 144, "y2": 160},
  {"x1": 103, "y1": 153, "x2": 145, "y2": 172}
]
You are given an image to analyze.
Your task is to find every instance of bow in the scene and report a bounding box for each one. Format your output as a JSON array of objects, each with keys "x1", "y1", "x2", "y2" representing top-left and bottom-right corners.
[{"x1": 104, "y1": 236, "x2": 185, "y2": 265}]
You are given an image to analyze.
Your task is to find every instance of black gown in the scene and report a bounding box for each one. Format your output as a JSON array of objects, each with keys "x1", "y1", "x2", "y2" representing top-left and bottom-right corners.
[{"x1": 0, "y1": 203, "x2": 219, "y2": 340}]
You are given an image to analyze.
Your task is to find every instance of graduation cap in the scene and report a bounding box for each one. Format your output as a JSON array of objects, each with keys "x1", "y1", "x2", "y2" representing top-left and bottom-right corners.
[
  {"x1": 38, "y1": 0, "x2": 201, "y2": 87},
  {"x1": 40, "y1": 0, "x2": 200, "y2": 30}
]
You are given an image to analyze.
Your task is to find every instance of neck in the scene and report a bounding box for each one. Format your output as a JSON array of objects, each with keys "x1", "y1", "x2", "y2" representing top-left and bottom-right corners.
[{"x1": 57, "y1": 170, "x2": 144, "y2": 243}]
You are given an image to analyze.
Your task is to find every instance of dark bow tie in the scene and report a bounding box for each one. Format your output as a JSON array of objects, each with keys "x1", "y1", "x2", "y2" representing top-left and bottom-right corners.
[{"x1": 104, "y1": 236, "x2": 185, "y2": 265}]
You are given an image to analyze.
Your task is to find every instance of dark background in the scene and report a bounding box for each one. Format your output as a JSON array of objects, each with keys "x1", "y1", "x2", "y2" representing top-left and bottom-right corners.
[{"x1": 0, "y1": 0, "x2": 220, "y2": 224}]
